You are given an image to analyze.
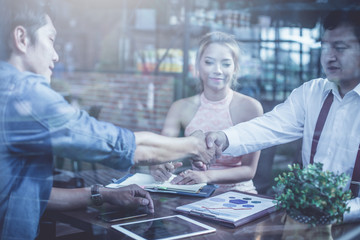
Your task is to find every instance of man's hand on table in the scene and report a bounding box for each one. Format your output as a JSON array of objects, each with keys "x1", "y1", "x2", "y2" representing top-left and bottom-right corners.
[{"x1": 101, "y1": 184, "x2": 154, "y2": 213}]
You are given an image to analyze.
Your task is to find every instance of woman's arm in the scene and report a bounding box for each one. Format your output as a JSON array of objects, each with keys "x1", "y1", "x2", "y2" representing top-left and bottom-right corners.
[
  {"x1": 161, "y1": 100, "x2": 184, "y2": 137},
  {"x1": 161, "y1": 96, "x2": 199, "y2": 137},
  {"x1": 148, "y1": 98, "x2": 202, "y2": 181},
  {"x1": 148, "y1": 100, "x2": 183, "y2": 181},
  {"x1": 208, "y1": 151, "x2": 260, "y2": 184},
  {"x1": 171, "y1": 150, "x2": 260, "y2": 185}
]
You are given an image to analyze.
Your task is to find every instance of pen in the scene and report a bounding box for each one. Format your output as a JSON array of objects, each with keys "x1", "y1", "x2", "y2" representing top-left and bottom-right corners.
[{"x1": 146, "y1": 188, "x2": 177, "y2": 194}]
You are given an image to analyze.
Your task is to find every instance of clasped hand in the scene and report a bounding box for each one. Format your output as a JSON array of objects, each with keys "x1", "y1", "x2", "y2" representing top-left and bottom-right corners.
[
  {"x1": 191, "y1": 131, "x2": 227, "y2": 170},
  {"x1": 150, "y1": 131, "x2": 226, "y2": 183},
  {"x1": 189, "y1": 130, "x2": 220, "y2": 168}
]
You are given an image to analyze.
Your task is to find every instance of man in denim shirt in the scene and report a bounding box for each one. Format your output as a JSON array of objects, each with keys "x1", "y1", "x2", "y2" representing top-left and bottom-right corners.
[{"x1": 0, "y1": 0, "x2": 216, "y2": 239}]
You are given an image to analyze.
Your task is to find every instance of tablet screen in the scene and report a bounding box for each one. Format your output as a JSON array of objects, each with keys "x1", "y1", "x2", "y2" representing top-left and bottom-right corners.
[{"x1": 111, "y1": 215, "x2": 215, "y2": 240}]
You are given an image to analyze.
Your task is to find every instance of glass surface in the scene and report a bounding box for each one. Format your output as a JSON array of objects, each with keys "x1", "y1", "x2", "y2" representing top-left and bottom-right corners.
[
  {"x1": 118, "y1": 216, "x2": 211, "y2": 240},
  {"x1": 99, "y1": 206, "x2": 148, "y2": 222}
]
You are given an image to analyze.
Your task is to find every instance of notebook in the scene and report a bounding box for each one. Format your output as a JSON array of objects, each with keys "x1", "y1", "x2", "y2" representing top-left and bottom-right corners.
[
  {"x1": 106, "y1": 173, "x2": 216, "y2": 197},
  {"x1": 176, "y1": 191, "x2": 278, "y2": 228}
]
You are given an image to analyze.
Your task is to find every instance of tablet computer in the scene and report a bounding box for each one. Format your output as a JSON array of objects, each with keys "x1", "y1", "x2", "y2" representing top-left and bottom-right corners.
[{"x1": 111, "y1": 215, "x2": 216, "y2": 240}]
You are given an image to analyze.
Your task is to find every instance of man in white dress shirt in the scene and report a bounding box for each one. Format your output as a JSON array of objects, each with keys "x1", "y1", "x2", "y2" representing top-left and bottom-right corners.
[{"x1": 204, "y1": 10, "x2": 360, "y2": 222}]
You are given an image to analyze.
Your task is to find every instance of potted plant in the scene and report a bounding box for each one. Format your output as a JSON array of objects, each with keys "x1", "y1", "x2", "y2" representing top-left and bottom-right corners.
[{"x1": 273, "y1": 163, "x2": 352, "y2": 239}]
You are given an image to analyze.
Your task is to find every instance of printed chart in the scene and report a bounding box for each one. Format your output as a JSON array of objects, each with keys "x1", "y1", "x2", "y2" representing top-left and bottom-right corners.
[{"x1": 176, "y1": 191, "x2": 277, "y2": 224}]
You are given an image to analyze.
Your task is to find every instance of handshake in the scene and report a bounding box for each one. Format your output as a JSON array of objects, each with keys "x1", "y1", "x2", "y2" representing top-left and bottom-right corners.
[
  {"x1": 149, "y1": 130, "x2": 229, "y2": 182},
  {"x1": 189, "y1": 130, "x2": 229, "y2": 170}
]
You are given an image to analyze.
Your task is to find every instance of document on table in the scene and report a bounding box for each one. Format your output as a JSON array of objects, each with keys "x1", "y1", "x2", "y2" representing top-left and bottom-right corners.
[
  {"x1": 176, "y1": 191, "x2": 278, "y2": 228},
  {"x1": 106, "y1": 173, "x2": 206, "y2": 193}
]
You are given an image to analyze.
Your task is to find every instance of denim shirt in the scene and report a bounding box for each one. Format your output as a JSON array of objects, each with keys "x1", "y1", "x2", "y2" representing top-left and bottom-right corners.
[{"x1": 0, "y1": 61, "x2": 135, "y2": 240}]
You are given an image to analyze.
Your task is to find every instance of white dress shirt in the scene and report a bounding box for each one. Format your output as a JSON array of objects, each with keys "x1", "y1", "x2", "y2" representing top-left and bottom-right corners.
[{"x1": 223, "y1": 78, "x2": 360, "y2": 222}]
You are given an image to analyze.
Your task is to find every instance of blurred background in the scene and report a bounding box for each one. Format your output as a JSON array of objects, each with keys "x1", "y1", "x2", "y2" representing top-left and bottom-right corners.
[{"x1": 51, "y1": 0, "x2": 360, "y2": 194}]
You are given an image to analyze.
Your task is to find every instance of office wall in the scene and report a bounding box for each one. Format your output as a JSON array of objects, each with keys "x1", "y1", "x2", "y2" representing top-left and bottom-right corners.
[{"x1": 52, "y1": 73, "x2": 175, "y2": 133}]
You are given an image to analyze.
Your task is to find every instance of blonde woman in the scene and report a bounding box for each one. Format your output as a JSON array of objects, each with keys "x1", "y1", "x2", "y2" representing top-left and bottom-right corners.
[{"x1": 151, "y1": 32, "x2": 263, "y2": 193}]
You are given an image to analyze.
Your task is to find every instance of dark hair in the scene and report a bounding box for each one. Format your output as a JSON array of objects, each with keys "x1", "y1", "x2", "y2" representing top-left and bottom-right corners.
[
  {"x1": 0, "y1": 0, "x2": 52, "y2": 60},
  {"x1": 322, "y1": 10, "x2": 360, "y2": 43}
]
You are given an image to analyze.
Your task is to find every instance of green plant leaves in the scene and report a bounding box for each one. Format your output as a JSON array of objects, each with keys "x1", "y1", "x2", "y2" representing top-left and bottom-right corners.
[{"x1": 273, "y1": 163, "x2": 351, "y2": 226}]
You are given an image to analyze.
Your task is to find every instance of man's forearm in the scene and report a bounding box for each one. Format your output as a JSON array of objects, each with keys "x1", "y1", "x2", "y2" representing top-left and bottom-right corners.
[
  {"x1": 133, "y1": 131, "x2": 213, "y2": 165},
  {"x1": 47, "y1": 187, "x2": 91, "y2": 211}
]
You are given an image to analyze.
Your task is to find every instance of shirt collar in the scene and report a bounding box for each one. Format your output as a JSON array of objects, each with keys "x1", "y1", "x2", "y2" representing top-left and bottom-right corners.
[
  {"x1": 352, "y1": 83, "x2": 360, "y2": 96},
  {"x1": 0, "y1": 61, "x2": 18, "y2": 71},
  {"x1": 0, "y1": 60, "x2": 50, "y2": 85},
  {"x1": 323, "y1": 79, "x2": 338, "y2": 98},
  {"x1": 323, "y1": 78, "x2": 360, "y2": 99}
]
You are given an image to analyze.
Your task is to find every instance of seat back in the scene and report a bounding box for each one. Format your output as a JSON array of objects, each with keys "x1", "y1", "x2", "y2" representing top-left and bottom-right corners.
[{"x1": 253, "y1": 146, "x2": 277, "y2": 195}]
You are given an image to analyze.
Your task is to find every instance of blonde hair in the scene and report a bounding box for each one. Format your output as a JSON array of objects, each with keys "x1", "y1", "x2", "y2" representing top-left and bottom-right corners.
[{"x1": 195, "y1": 31, "x2": 241, "y2": 91}]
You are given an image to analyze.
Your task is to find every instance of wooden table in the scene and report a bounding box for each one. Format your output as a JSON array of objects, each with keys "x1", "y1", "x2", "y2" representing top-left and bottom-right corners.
[{"x1": 47, "y1": 168, "x2": 360, "y2": 240}]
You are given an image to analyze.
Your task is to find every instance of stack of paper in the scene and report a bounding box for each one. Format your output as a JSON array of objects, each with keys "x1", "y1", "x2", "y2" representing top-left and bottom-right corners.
[{"x1": 106, "y1": 173, "x2": 206, "y2": 193}]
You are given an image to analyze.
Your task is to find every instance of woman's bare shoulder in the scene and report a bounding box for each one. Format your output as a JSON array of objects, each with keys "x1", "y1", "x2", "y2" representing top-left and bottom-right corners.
[
  {"x1": 230, "y1": 92, "x2": 263, "y2": 123},
  {"x1": 232, "y1": 92, "x2": 261, "y2": 108},
  {"x1": 171, "y1": 95, "x2": 200, "y2": 110},
  {"x1": 167, "y1": 94, "x2": 200, "y2": 123}
]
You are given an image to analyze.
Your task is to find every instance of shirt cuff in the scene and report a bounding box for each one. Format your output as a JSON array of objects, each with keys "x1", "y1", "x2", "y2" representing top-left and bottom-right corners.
[
  {"x1": 343, "y1": 198, "x2": 360, "y2": 223},
  {"x1": 222, "y1": 128, "x2": 240, "y2": 156}
]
